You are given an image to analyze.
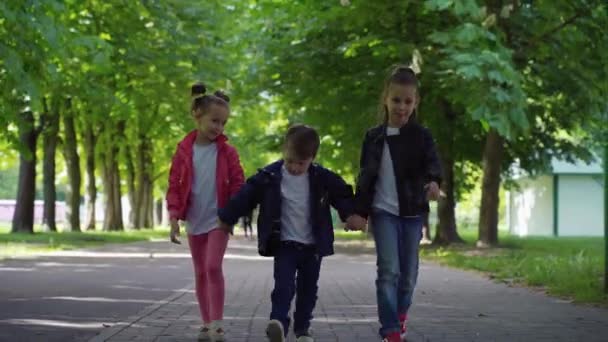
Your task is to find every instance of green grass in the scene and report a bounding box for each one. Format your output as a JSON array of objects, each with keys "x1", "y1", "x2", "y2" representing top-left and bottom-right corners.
[
  {"x1": 0, "y1": 225, "x2": 169, "y2": 259},
  {"x1": 335, "y1": 228, "x2": 606, "y2": 305},
  {"x1": 334, "y1": 229, "x2": 370, "y2": 241},
  {"x1": 421, "y1": 229, "x2": 607, "y2": 305}
]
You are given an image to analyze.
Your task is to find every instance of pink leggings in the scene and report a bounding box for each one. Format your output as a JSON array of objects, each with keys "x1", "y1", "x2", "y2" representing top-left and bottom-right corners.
[{"x1": 188, "y1": 229, "x2": 229, "y2": 324}]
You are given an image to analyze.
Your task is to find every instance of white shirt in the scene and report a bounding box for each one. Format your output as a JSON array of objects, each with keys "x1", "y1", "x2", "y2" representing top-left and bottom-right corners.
[
  {"x1": 185, "y1": 143, "x2": 218, "y2": 235},
  {"x1": 372, "y1": 127, "x2": 400, "y2": 215},
  {"x1": 280, "y1": 166, "x2": 315, "y2": 244}
]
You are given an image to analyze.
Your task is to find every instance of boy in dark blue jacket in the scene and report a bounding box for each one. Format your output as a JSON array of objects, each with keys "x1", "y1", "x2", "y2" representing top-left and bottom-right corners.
[{"x1": 218, "y1": 124, "x2": 366, "y2": 342}]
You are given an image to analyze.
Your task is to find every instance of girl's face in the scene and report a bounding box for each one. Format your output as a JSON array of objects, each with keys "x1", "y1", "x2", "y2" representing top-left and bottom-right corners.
[
  {"x1": 193, "y1": 103, "x2": 229, "y2": 141},
  {"x1": 384, "y1": 83, "x2": 418, "y2": 128}
]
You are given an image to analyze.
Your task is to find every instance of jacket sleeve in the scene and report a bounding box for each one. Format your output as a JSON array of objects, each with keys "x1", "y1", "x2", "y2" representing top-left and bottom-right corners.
[
  {"x1": 218, "y1": 171, "x2": 264, "y2": 226},
  {"x1": 354, "y1": 131, "x2": 374, "y2": 218},
  {"x1": 165, "y1": 146, "x2": 183, "y2": 221},
  {"x1": 325, "y1": 169, "x2": 355, "y2": 222},
  {"x1": 226, "y1": 145, "x2": 245, "y2": 197},
  {"x1": 422, "y1": 128, "x2": 442, "y2": 186}
]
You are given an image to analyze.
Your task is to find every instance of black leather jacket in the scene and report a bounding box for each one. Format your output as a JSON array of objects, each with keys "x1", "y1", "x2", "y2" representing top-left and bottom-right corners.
[{"x1": 354, "y1": 122, "x2": 442, "y2": 217}]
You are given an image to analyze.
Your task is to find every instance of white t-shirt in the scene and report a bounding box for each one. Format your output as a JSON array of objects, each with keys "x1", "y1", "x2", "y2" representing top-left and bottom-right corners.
[
  {"x1": 372, "y1": 127, "x2": 400, "y2": 216},
  {"x1": 185, "y1": 143, "x2": 218, "y2": 235},
  {"x1": 280, "y1": 166, "x2": 315, "y2": 244}
]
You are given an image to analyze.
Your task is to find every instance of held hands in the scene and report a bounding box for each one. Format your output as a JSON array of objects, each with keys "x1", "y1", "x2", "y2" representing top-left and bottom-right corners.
[
  {"x1": 345, "y1": 214, "x2": 367, "y2": 232},
  {"x1": 424, "y1": 181, "x2": 445, "y2": 201},
  {"x1": 169, "y1": 219, "x2": 181, "y2": 244},
  {"x1": 217, "y1": 219, "x2": 233, "y2": 234}
]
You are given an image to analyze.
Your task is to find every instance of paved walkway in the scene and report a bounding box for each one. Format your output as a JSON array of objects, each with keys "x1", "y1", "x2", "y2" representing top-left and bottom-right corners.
[{"x1": 88, "y1": 238, "x2": 608, "y2": 342}]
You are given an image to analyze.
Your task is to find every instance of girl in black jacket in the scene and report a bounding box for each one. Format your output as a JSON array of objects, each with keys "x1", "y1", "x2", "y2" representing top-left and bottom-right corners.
[{"x1": 354, "y1": 66, "x2": 442, "y2": 342}]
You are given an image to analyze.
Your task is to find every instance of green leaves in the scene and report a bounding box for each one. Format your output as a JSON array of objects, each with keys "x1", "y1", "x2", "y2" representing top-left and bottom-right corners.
[
  {"x1": 425, "y1": 0, "x2": 485, "y2": 19},
  {"x1": 428, "y1": 4, "x2": 528, "y2": 139},
  {"x1": 0, "y1": 0, "x2": 605, "y2": 196}
]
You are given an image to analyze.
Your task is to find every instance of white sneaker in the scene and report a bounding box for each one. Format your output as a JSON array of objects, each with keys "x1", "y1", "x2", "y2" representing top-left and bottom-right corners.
[
  {"x1": 197, "y1": 326, "x2": 211, "y2": 341},
  {"x1": 400, "y1": 315, "x2": 408, "y2": 340},
  {"x1": 210, "y1": 321, "x2": 225, "y2": 342},
  {"x1": 266, "y1": 319, "x2": 285, "y2": 342},
  {"x1": 296, "y1": 328, "x2": 314, "y2": 342},
  {"x1": 296, "y1": 335, "x2": 314, "y2": 342}
]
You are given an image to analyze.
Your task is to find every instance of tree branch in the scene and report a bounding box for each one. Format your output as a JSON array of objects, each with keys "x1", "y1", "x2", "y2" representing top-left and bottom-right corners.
[{"x1": 525, "y1": 7, "x2": 591, "y2": 48}]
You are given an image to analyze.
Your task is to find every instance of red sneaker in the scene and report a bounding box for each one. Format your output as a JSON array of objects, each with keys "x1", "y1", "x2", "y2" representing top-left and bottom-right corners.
[
  {"x1": 399, "y1": 313, "x2": 408, "y2": 340},
  {"x1": 381, "y1": 332, "x2": 401, "y2": 342}
]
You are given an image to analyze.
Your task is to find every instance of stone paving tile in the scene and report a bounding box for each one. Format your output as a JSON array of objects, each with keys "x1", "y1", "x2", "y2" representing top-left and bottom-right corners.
[{"x1": 90, "y1": 239, "x2": 608, "y2": 342}]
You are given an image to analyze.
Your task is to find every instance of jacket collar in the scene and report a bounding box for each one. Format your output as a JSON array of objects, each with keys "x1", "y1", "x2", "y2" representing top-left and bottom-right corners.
[
  {"x1": 262, "y1": 160, "x2": 320, "y2": 179},
  {"x1": 178, "y1": 130, "x2": 228, "y2": 152},
  {"x1": 369, "y1": 121, "x2": 417, "y2": 143}
]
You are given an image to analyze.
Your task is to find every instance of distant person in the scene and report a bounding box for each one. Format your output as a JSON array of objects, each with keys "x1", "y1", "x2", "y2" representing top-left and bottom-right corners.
[{"x1": 241, "y1": 210, "x2": 254, "y2": 239}]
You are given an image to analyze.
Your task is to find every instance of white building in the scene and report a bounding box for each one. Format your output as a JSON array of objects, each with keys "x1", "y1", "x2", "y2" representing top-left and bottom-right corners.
[{"x1": 507, "y1": 157, "x2": 604, "y2": 237}]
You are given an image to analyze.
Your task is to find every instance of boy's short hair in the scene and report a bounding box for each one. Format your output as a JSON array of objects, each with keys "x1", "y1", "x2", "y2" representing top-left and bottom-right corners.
[{"x1": 284, "y1": 124, "x2": 320, "y2": 159}]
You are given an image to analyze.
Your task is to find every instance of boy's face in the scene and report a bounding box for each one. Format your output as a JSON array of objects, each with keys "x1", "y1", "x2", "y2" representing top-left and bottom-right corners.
[{"x1": 283, "y1": 146, "x2": 314, "y2": 176}]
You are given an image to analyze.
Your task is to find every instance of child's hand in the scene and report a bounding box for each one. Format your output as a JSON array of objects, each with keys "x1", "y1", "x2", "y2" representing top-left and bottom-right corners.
[
  {"x1": 169, "y1": 219, "x2": 181, "y2": 244},
  {"x1": 218, "y1": 220, "x2": 232, "y2": 234},
  {"x1": 345, "y1": 214, "x2": 367, "y2": 232},
  {"x1": 425, "y1": 181, "x2": 443, "y2": 201}
]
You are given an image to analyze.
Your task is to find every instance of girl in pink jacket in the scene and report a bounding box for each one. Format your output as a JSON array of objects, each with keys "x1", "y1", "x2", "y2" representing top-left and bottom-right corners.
[{"x1": 166, "y1": 82, "x2": 244, "y2": 341}]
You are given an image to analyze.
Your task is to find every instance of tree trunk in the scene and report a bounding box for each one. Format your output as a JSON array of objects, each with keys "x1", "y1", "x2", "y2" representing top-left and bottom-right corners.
[
  {"x1": 111, "y1": 158, "x2": 123, "y2": 230},
  {"x1": 101, "y1": 146, "x2": 113, "y2": 230},
  {"x1": 136, "y1": 135, "x2": 154, "y2": 229},
  {"x1": 42, "y1": 98, "x2": 59, "y2": 232},
  {"x1": 12, "y1": 111, "x2": 39, "y2": 234},
  {"x1": 434, "y1": 152, "x2": 463, "y2": 245},
  {"x1": 138, "y1": 181, "x2": 151, "y2": 228},
  {"x1": 145, "y1": 180, "x2": 154, "y2": 228},
  {"x1": 102, "y1": 145, "x2": 124, "y2": 231},
  {"x1": 83, "y1": 121, "x2": 97, "y2": 230},
  {"x1": 102, "y1": 123, "x2": 124, "y2": 231},
  {"x1": 126, "y1": 145, "x2": 137, "y2": 228},
  {"x1": 477, "y1": 129, "x2": 504, "y2": 247},
  {"x1": 62, "y1": 98, "x2": 81, "y2": 232},
  {"x1": 433, "y1": 100, "x2": 463, "y2": 245},
  {"x1": 155, "y1": 198, "x2": 163, "y2": 226}
]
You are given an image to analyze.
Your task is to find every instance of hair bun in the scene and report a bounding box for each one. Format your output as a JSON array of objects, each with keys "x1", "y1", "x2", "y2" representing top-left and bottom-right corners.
[
  {"x1": 395, "y1": 66, "x2": 416, "y2": 75},
  {"x1": 191, "y1": 82, "x2": 207, "y2": 97},
  {"x1": 214, "y1": 90, "x2": 230, "y2": 103}
]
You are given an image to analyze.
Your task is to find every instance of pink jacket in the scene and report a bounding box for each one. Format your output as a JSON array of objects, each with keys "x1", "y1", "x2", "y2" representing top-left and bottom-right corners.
[{"x1": 166, "y1": 130, "x2": 245, "y2": 221}]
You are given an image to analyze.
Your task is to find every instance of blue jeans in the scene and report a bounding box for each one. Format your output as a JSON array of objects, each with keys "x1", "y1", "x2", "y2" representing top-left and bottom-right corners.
[
  {"x1": 371, "y1": 209, "x2": 423, "y2": 337},
  {"x1": 270, "y1": 242, "x2": 322, "y2": 337}
]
